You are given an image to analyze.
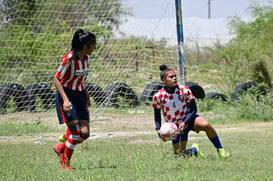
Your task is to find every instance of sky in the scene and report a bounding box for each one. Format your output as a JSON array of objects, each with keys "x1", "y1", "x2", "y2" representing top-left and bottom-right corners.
[
  {"x1": 120, "y1": 0, "x2": 270, "y2": 46},
  {"x1": 125, "y1": 0, "x2": 254, "y2": 19}
]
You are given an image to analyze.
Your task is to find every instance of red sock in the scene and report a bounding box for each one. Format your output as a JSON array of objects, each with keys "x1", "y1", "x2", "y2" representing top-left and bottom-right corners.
[
  {"x1": 56, "y1": 142, "x2": 65, "y2": 152},
  {"x1": 63, "y1": 127, "x2": 71, "y2": 140},
  {"x1": 63, "y1": 146, "x2": 74, "y2": 166},
  {"x1": 62, "y1": 131, "x2": 80, "y2": 166}
]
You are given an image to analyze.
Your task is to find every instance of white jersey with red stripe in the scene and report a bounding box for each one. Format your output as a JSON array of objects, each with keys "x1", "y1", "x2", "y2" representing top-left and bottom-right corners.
[
  {"x1": 152, "y1": 85, "x2": 195, "y2": 127},
  {"x1": 56, "y1": 50, "x2": 89, "y2": 91}
]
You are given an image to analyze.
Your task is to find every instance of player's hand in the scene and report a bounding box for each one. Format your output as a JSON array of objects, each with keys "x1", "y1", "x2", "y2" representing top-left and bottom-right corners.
[
  {"x1": 157, "y1": 130, "x2": 167, "y2": 142},
  {"x1": 86, "y1": 99, "x2": 91, "y2": 107},
  {"x1": 157, "y1": 130, "x2": 161, "y2": 138},
  {"x1": 63, "y1": 100, "x2": 71, "y2": 112},
  {"x1": 85, "y1": 90, "x2": 91, "y2": 107},
  {"x1": 178, "y1": 122, "x2": 186, "y2": 134}
]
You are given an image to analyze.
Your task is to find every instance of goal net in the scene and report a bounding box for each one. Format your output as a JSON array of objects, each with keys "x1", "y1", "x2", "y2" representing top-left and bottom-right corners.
[{"x1": 0, "y1": 0, "x2": 180, "y2": 122}]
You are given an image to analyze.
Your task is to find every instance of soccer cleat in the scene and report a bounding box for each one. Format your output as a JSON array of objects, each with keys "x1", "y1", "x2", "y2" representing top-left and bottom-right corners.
[
  {"x1": 60, "y1": 164, "x2": 74, "y2": 171},
  {"x1": 218, "y1": 148, "x2": 230, "y2": 158},
  {"x1": 54, "y1": 145, "x2": 64, "y2": 163},
  {"x1": 192, "y1": 143, "x2": 205, "y2": 157},
  {"x1": 58, "y1": 134, "x2": 66, "y2": 143}
]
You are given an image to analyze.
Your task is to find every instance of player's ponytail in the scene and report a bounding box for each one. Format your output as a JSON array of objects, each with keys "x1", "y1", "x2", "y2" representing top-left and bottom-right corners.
[
  {"x1": 160, "y1": 64, "x2": 173, "y2": 80},
  {"x1": 71, "y1": 29, "x2": 96, "y2": 51}
]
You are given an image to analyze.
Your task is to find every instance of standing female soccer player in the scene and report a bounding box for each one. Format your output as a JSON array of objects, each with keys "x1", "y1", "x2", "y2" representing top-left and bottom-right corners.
[
  {"x1": 152, "y1": 64, "x2": 229, "y2": 158},
  {"x1": 53, "y1": 29, "x2": 96, "y2": 170}
]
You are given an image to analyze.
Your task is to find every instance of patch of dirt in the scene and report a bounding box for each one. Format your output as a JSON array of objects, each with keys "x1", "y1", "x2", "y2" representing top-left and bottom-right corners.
[{"x1": 1, "y1": 122, "x2": 272, "y2": 144}]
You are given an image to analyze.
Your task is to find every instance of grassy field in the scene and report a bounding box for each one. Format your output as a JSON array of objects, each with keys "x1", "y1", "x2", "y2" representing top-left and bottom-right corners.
[
  {"x1": 0, "y1": 63, "x2": 272, "y2": 180},
  {"x1": 0, "y1": 111, "x2": 273, "y2": 181}
]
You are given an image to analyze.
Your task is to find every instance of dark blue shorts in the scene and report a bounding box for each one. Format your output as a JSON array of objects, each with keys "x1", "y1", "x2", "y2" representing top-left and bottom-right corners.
[
  {"x1": 55, "y1": 88, "x2": 89, "y2": 125},
  {"x1": 172, "y1": 114, "x2": 200, "y2": 145}
]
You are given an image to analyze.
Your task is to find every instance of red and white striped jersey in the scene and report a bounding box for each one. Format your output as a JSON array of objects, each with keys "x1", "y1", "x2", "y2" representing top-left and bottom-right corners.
[
  {"x1": 152, "y1": 85, "x2": 195, "y2": 127},
  {"x1": 56, "y1": 50, "x2": 89, "y2": 91}
]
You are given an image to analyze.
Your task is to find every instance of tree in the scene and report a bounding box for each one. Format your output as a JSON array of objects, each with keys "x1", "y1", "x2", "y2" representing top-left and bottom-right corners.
[
  {"x1": 0, "y1": 0, "x2": 132, "y2": 32},
  {"x1": 0, "y1": 0, "x2": 36, "y2": 25},
  {"x1": 0, "y1": 0, "x2": 133, "y2": 84},
  {"x1": 210, "y1": 2, "x2": 273, "y2": 89}
]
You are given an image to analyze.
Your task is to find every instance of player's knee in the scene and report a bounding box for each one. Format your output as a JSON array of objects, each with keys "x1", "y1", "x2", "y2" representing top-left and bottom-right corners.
[
  {"x1": 78, "y1": 132, "x2": 90, "y2": 144},
  {"x1": 195, "y1": 117, "x2": 212, "y2": 130},
  {"x1": 203, "y1": 122, "x2": 212, "y2": 129},
  {"x1": 68, "y1": 130, "x2": 81, "y2": 145},
  {"x1": 81, "y1": 132, "x2": 90, "y2": 139}
]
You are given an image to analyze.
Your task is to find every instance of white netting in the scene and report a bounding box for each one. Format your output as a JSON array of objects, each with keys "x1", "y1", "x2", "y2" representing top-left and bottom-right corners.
[{"x1": 0, "y1": 0, "x2": 180, "y2": 120}]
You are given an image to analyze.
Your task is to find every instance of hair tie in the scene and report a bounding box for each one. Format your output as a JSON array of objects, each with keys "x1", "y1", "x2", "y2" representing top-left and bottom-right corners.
[{"x1": 162, "y1": 70, "x2": 173, "y2": 80}]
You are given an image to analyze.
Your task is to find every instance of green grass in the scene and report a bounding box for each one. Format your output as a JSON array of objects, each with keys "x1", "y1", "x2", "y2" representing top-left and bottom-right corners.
[
  {"x1": 0, "y1": 121, "x2": 60, "y2": 136},
  {"x1": 0, "y1": 122, "x2": 273, "y2": 181},
  {"x1": 0, "y1": 62, "x2": 272, "y2": 180}
]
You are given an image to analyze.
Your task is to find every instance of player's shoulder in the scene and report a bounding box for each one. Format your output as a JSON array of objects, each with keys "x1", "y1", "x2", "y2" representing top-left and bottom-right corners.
[
  {"x1": 61, "y1": 50, "x2": 75, "y2": 63},
  {"x1": 153, "y1": 89, "x2": 161, "y2": 97},
  {"x1": 153, "y1": 88, "x2": 164, "y2": 98},
  {"x1": 177, "y1": 84, "x2": 190, "y2": 90},
  {"x1": 65, "y1": 50, "x2": 75, "y2": 59},
  {"x1": 177, "y1": 84, "x2": 192, "y2": 94}
]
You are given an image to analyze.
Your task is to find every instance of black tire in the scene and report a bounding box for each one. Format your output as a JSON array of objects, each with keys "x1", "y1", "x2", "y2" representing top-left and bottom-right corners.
[
  {"x1": 0, "y1": 83, "x2": 29, "y2": 113},
  {"x1": 85, "y1": 84, "x2": 105, "y2": 105},
  {"x1": 185, "y1": 82, "x2": 205, "y2": 99},
  {"x1": 26, "y1": 83, "x2": 55, "y2": 111},
  {"x1": 231, "y1": 81, "x2": 267, "y2": 101},
  {"x1": 103, "y1": 82, "x2": 139, "y2": 107},
  {"x1": 140, "y1": 82, "x2": 164, "y2": 104},
  {"x1": 206, "y1": 92, "x2": 228, "y2": 102}
]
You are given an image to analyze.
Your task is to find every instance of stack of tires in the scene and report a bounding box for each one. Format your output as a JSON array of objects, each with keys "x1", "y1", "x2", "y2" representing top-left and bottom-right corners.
[
  {"x1": 0, "y1": 80, "x2": 270, "y2": 114},
  {"x1": 103, "y1": 82, "x2": 139, "y2": 107},
  {"x1": 0, "y1": 81, "x2": 141, "y2": 114},
  {"x1": 0, "y1": 83, "x2": 55, "y2": 114},
  {"x1": 0, "y1": 83, "x2": 29, "y2": 112},
  {"x1": 140, "y1": 82, "x2": 164, "y2": 104},
  {"x1": 25, "y1": 83, "x2": 55, "y2": 111},
  {"x1": 86, "y1": 83, "x2": 140, "y2": 107},
  {"x1": 231, "y1": 81, "x2": 267, "y2": 101}
]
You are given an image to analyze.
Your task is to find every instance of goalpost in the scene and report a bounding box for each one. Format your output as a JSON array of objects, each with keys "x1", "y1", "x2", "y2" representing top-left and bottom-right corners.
[{"x1": 0, "y1": 0, "x2": 184, "y2": 121}]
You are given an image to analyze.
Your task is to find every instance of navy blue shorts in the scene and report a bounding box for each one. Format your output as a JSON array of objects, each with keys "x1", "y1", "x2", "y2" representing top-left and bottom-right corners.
[
  {"x1": 55, "y1": 88, "x2": 89, "y2": 125},
  {"x1": 172, "y1": 114, "x2": 200, "y2": 145}
]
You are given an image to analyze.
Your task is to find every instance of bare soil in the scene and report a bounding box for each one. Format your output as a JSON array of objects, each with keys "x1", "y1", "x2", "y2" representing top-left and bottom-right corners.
[{"x1": 1, "y1": 113, "x2": 273, "y2": 144}]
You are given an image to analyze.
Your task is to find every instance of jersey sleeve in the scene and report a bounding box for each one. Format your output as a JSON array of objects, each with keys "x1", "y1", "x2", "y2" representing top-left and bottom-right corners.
[
  {"x1": 152, "y1": 91, "x2": 162, "y2": 109},
  {"x1": 180, "y1": 85, "x2": 195, "y2": 103},
  {"x1": 55, "y1": 51, "x2": 73, "y2": 80}
]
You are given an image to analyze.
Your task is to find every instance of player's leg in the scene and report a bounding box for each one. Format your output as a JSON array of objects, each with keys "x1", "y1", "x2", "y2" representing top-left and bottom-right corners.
[
  {"x1": 172, "y1": 125, "x2": 204, "y2": 157},
  {"x1": 54, "y1": 91, "x2": 70, "y2": 163},
  {"x1": 78, "y1": 120, "x2": 90, "y2": 143},
  {"x1": 173, "y1": 139, "x2": 187, "y2": 155},
  {"x1": 77, "y1": 101, "x2": 90, "y2": 143},
  {"x1": 59, "y1": 101, "x2": 89, "y2": 143},
  {"x1": 193, "y1": 117, "x2": 229, "y2": 158},
  {"x1": 173, "y1": 120, "x2": 199, "y2": 157},
  {"x1": 173, "y1": 139, "x2": 204, "y2": 157},
  {"x1": 54, "y1": 142, "x2": 65, "y2": 163},
  {"x1": 62, "y1": 120, "x2": 81, "y2": 170}
]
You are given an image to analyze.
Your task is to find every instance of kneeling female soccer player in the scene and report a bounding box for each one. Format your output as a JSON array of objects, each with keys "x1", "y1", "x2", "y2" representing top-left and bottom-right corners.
[{"x1": 152, "y1": 64, "x2": 230, "y2": 158}]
